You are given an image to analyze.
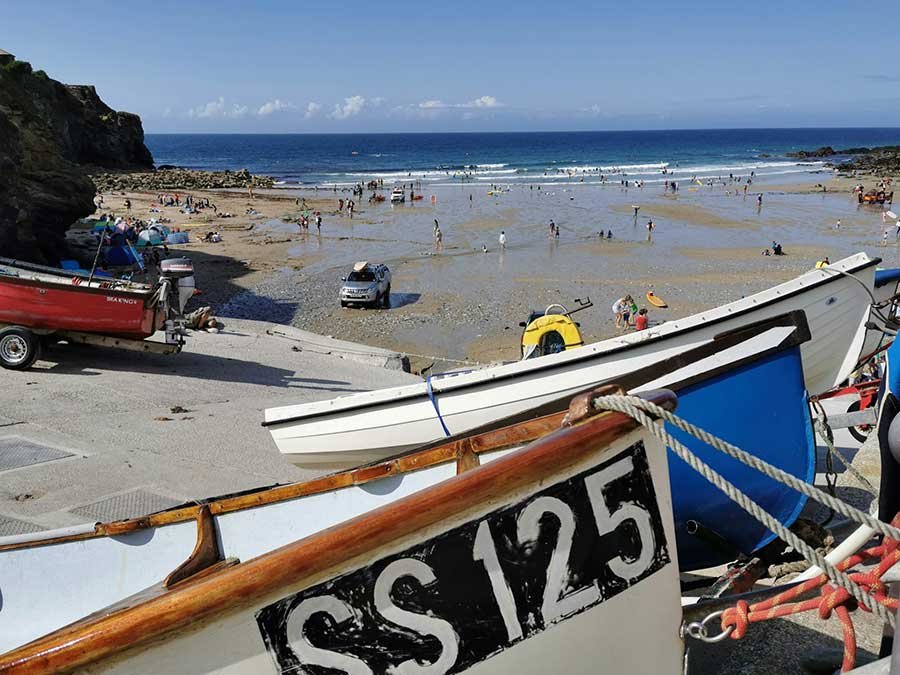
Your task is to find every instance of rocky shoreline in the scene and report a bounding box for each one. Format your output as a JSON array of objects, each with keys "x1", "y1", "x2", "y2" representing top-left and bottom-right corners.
[
  {"x1": 787, "y1": 144, "x2": 900, "y2": 174},
  {"x1": 91, "y1": 167, "x2": 275, "y2": 193}
]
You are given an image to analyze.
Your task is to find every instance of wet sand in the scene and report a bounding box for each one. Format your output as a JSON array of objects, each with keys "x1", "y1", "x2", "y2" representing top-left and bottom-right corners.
[{"x1": 89, "y1": 168, "x2": 899, "y2": 371}]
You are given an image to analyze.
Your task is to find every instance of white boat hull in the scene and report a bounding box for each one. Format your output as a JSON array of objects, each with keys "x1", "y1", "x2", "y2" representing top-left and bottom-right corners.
[
  {"x1": 76, "y1": 428, "x2": 684, "y2": 675},
  {"x1": 266, "y1": 253, "x2": 879, "y2": 464}
]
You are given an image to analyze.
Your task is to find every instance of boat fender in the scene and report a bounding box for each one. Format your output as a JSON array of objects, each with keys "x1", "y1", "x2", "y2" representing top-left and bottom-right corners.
[
  {"x1": 888, "y1": 413, "x2": 900, "y2": 465},
  {"x1": 425, "y1": 375, "x2": 451, "y2": 437}
]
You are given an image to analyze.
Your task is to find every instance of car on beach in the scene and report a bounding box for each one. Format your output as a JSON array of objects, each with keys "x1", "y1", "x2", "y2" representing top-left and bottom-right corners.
[{"x1": 340, "y1": 262, "x2": 391, "y2": 308}]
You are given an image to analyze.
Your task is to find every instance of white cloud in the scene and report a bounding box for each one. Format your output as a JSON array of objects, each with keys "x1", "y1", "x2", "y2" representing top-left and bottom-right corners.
[
  {"x1": 468, "y1": 95, "x2": 500, "y2": 108},
  {"x1": 413, "y1": 95, "x2": 503, "y2": 111},
  {"x1": 187, "y1": 97, "x2": 249, "y2": 119},
  {"x1": 257, "y1": 99, "x2": 296, "y2": 116},
  {"x1": 304, "y1": 102, "x2": 322, "y2": 119},
  {"x1": 331, "y1": 95, "x2": 367, "y2": 119},
  {"x1": 329, "y1": 95, "x2": 385, "y2": 120}
]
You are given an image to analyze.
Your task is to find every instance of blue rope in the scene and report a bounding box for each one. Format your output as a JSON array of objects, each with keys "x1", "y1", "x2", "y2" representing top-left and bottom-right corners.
[{"x1": 425, "y1": 375, "x2": 451, "y2": 437}]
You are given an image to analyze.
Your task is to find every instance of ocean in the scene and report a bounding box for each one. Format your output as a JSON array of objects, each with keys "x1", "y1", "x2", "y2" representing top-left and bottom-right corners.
[{"x1": 145, "y1": 128, "x2": 900, "y2": 188}]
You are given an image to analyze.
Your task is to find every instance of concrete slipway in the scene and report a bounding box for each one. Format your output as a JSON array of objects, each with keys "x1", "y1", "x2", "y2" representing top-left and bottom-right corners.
[{"x1": 0, "y1": 319, "x2": 417, "y2": 533}]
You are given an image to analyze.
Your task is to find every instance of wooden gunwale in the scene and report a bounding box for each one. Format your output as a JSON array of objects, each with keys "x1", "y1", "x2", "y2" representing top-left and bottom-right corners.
[
  {"x1": 0, "y1": 404, "x2": 565, "y2": 554},
  {"x1": 0, "y1": 390, "x2": 675, "y2": 674}
]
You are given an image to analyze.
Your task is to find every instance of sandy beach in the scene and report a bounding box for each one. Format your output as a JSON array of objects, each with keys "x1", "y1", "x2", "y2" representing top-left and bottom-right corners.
[{"x1": 80, "y1": 167, "x2": 899, "y2": 372}]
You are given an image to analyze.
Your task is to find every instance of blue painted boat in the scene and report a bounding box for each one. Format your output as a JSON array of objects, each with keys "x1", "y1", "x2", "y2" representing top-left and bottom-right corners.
[
  {"x1": 875, "y1": 268, "x2": 900, "y2": 290},
  {"x1": 876, "y1": 336, "x2": 900, "y2": 522},
  {"x1": 660, "y1": 323, "x2": 816, "y2": 569}
]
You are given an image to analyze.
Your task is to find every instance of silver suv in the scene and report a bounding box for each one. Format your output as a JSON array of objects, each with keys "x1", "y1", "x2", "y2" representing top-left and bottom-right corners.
[{"x1": 340, "y1": 262, "x2": 392, "y2": 308}]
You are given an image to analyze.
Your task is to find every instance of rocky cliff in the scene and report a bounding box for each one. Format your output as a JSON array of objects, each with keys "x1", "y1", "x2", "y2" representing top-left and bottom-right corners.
[{"x1": 0, "y1": 56, "x2": 153, "y2": 263}]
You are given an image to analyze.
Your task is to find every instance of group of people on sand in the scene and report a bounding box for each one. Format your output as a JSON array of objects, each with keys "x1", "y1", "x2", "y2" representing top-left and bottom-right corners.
[
  {"x1": 547, "y1": 219, "x2": 560, "y2": 239},
  {"x1": 762, "y1": 240, "x2": 784, "y2": 256},
  {"x1": 154, "y1": 193, "x2": 217, "y2": 215},
  {"x1": 297, "y1": 211, "x2": 323, "y2": 233},
  {"x1": 612, "y1": 295, "x2": 649, "y2": 332},
  {"x1": 337, "y1": 198, "x2": 356, "y2": 218}
]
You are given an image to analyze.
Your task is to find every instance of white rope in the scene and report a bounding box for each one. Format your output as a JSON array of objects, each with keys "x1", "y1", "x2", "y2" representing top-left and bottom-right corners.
[{"x1": 592, "y1": 394, "x2": 897, "y2": 627}]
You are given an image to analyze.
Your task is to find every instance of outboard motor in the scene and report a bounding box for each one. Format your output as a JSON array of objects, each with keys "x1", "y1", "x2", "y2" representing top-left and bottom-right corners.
[
  {"x1": 158, "y1": 257, "x2": 195, "y2": 344},
  {"x1": 160, "y1": 257, "x2": 196, "y2": 314}
]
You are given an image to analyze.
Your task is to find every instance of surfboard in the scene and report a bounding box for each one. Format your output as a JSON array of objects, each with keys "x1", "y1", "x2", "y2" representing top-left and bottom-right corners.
[{"x1": 646, "y1": 291, "x2": 668, "y2": 308}]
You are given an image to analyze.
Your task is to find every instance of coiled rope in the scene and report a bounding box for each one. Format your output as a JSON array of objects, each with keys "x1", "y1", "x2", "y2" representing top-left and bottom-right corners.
[{"x1": 591, "y1": 394, "x2": 899, "y2": 630}]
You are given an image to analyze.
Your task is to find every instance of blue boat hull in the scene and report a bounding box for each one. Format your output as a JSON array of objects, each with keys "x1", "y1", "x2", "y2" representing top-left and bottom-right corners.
[{"x1": 667, "y1": 344, "x2": 815, "y2": 570}]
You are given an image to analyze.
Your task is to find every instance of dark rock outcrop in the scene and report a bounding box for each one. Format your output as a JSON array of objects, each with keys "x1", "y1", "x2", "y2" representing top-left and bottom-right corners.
[
  {"x1": 0, "y1": 58, "x2": 153, "y2": 263},
  {"x1": 92, "y1": 168, "x2": 274, "y2": 192},
  {"x1": 837, "y1": 146, "x2": 900, "y2": 175},
  {"x1": 786, "y1": 146, "x2": 835, "y2": 159}
]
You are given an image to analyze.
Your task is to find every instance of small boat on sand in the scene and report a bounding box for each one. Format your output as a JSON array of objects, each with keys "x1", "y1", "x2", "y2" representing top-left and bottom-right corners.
[
  {"x1": 0, "y1": 256, "x2": 195, "y2": 369},
  {"x1": 265, "y1": 253, "x2": 883, "y2": 462},
  {"x1": 0, "y1": 390, "x2": 685, "y2": 674}
]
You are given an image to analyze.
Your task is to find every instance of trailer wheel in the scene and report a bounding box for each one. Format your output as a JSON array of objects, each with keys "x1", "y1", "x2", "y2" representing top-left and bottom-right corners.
[
  {"x1": 0, "y1": 326, "x2": 42, "y2": 370},
  {"x1": 846, "y1": 400, "x2": 873, "y2": 444}
]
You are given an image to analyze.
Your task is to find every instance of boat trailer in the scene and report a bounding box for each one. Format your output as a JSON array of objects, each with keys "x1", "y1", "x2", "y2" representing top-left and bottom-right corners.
[
  {"x1": 810, "y1": 379, "x2": 880, "y2": 443},
  {"x1": 0, "y1": 322, "x2": 183, "y2": 370}
]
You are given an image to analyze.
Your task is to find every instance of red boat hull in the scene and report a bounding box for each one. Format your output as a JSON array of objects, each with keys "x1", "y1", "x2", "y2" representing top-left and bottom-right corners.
[{"x1": 0, "y1": 275, "x2": 161, "y2": 339}]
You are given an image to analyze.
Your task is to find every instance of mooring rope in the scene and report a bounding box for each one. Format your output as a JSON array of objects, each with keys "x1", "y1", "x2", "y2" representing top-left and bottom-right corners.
[{"x1": 592, "y1": 394, "x2": 898, "y2": 628}]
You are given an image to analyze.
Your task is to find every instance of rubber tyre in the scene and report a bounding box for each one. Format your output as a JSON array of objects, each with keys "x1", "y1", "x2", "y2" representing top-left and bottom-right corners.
[
  {"x1": 0, "y1": 326, "x2": 42, "y2": 370},
  {"x1": 382, "y1": 284, "x2": 391, "y2": 308},
  {"x1": 340, "y1": 301, "x2": 348, "y2": 308},
  {"x1": 847, "y1": 400, "x2": 873, "y2": 444}
]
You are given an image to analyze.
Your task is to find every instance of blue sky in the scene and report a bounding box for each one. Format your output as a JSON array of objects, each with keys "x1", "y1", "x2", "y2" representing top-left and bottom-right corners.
[{"x1": 5, "y1": 1, "x2": 900, "y2": 133}]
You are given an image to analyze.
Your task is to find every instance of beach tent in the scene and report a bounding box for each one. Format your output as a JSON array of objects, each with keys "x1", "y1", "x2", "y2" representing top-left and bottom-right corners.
[
  {"x1": 166, "y1": 232, "x2": 190, "y2": 245},
  {"x1": 136, "y1": 225, "x2": 170, "y2": 247}
]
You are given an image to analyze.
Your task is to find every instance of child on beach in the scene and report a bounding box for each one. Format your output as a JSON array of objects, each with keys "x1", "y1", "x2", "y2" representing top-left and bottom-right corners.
[
  {"x1": 498, "y1": 231, "x2": 507, "y2": 249},
  {"x1": 635, "y1": 308, "x2": 649, "y2": 331}
]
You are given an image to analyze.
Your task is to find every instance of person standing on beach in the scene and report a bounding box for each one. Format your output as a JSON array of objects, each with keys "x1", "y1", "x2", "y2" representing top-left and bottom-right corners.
[
  {"x1": 498, "y1": 231, "x2": 507, "y2": 250},
  {"x1": 434, "y1": 225, "x2": 443, "y2": 251},
  {"x1": 613, "y1": 295, "x2": 633, "y2": 331},
  {"x1": 316, "y1": 213, "x2": 322, "y2": 233},
  {"x1": 548, "y1": 220, "x2": 556, "y2": 238},
  {"x1": 646, "y1": 219, "x2": 655, "y2": 241}
]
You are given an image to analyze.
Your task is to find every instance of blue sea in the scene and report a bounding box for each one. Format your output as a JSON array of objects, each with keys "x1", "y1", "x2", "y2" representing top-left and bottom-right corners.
[{"x1": 145, "y1": 128, "x2": 900, "y2": 188}]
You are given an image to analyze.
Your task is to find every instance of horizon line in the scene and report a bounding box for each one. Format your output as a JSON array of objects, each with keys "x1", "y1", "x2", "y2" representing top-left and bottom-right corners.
[{"x1": 143, "y1": 125, "x2": 900, "y2": 137}]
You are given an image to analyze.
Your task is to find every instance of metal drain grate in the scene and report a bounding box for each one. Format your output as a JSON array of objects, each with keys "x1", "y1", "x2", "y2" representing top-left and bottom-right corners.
[
  {"x1": 69, "y1": 489, "x2": 182, "y2": 522},
  {"x1": 0, "y1": 515, "x2": 44, "y2": 537},
  {"x1": 0, "y1": 436, "x2": 73, "y2": 472}
]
